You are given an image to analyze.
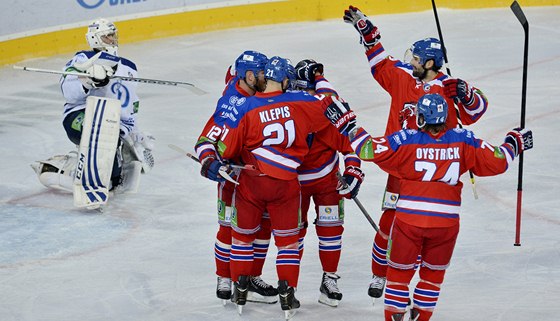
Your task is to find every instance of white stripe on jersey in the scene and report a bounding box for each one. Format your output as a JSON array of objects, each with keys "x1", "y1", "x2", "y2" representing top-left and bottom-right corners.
[
  {"x1": 397, "y1": 199, "x2": 460, "y2": 215},
  {"x1": 252, "y1": 147, "x2": 300, "y2": 170},
  {"x1": 298, "y1": 155, "x2": 338, "y2": 183}
]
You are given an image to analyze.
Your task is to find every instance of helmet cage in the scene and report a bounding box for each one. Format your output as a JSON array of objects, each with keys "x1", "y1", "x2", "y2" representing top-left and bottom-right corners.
[{"x1": 86, "y1": 19, "x2": 118, "y2": 55}]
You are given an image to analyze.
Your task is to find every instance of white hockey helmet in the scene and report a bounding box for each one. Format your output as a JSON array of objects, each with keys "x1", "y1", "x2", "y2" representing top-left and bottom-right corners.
[{"x1": 86, "y1": 18, "x2": 119, "y2": 55}]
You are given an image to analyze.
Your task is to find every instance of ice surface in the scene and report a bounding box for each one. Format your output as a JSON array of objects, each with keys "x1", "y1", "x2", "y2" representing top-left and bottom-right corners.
[{"x1": 1, "y1": 6, "x2": 559, "y2": 321}]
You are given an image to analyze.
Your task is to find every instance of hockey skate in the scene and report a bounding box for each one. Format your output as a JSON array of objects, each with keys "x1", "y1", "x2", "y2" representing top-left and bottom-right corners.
[
  {"x1": 409, "y1": 308, "x2": 420, "y2": 321},
  {"x1": 318, "y1": 272, "x2": 343, "y2": 307},
  {"x1": 390, "y1": 312, "x2": 405, "y2": 321},
  {"x1": 278, "y1": 280, "x2": 300, "y2": 320},
  {"x1": 216, "y1": 276, "x2": 231, "y2": 306},
  {"x1": 232, "y1": 275, "x2": 249, "y2": 315},
  {"x1": 368, "y1": 274, "x2": 386, "y2": 305},
  {"x1": 247, "y1": 276, "x2": 278, "y2": 304}
]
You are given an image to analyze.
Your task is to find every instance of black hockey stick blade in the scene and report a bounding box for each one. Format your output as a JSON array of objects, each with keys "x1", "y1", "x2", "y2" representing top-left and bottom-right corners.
[{"x1": 511, "y1": 1, "x2": 528, "y2": 29}]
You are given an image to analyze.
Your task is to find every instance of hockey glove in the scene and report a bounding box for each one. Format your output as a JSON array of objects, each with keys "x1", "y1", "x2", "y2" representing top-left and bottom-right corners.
[
  {"x1": 443, "y1": 78, "x2": 474, "y2": 106},
  {"x1": 296, "y1": 59, "x2": 324, "y2": 82},
  {"x1": 343, "y1": 5, "x2": 381, "y2": 46},
  {"x1": 325, "y1": 98, "x2": 357, "y2": 136},
  {"x1": 504, "y1": 128, "x2": 533, "y2": 157},
  {"x1": 78, "y1": 64, "x2": 113, "y2": 89},
  {"x1": 337, "y1": 166, "x2": 365, "y2": 199},
  {"x1": 200, "y1": 157, "x2": 233, "y2": 183}
]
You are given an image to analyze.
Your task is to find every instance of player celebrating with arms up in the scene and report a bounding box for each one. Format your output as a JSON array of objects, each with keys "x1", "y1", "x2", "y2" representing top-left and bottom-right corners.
[
  {"x1": 343, "y1": 5, "x2": 489, "y2": 299},
  {"x1": 325, "y1": 93, "x2": 533, "y2": 321}
]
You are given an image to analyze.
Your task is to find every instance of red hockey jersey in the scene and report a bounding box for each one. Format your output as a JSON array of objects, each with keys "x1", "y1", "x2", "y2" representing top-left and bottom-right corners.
[
  {"x1": 219, "y1": 90, "x2": 334, "y2": 180},
  {"x1": 297, "y1": 76, "x2": 360, "y2": 186},
  {"x1": 194, "y1": 78, "x2": 251, "y2": 161},
  {"x1": 365, "y1": 42, "x2": 488, "y2": 135},
  {"x1": 350, "y1": 126, "x2": 516, "y2": 228}
]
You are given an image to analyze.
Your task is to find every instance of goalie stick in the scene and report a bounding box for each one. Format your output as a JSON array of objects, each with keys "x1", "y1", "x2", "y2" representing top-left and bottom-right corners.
[
  {"x1": 431, "y1": 0, "x2": 479, "y2": 200},
  {"x1": 13, "y1": 65, "x2": 207, "y2": 96},
  {"x1": 335, "y1": 172, "x2": 388, "y2": 240},
  {"x1": 510, "y1": 0, "x2": 529, "y2": 247}
]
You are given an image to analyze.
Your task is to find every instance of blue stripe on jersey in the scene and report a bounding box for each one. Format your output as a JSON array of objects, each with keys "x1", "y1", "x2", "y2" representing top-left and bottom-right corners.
[
  {"x1": 394, "y1": 61, "x2": 413, "y2": 71},
  {"x1": 398, "y1": 207, "x2": 460, "y2": 219},
  {"x1": 297, "y1": 152, "x2": 337, "y2": 174},
  {"x1": 399, "y1": 195, "x2": 461, "y2": 206},
  {"x1": 119, "y1": 57, "x2": 137, "y2": 71},
  {"x1": 388, "y1": 128, "x2": 479, "y2": 149},
  {"x1": 254, "y1": 153, "x2": 299, "y2": 173}
]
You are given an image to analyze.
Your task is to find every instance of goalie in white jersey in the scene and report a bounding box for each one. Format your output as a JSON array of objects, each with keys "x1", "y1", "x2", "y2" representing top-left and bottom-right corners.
[{"x1": 32, "y1": 18, "x2": 154, "y2": 209}]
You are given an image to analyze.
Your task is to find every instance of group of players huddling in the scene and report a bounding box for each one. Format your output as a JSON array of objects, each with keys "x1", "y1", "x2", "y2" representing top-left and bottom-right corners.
[{"x1": 31, "y1": 5, "x2": 533, "y2": 321}]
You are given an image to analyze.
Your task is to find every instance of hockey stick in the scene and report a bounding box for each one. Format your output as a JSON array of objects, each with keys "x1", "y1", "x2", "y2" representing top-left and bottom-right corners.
[
  {"x1": 431, "y1": 0, "x2": 479, "y2": 200},
  {"x1": 510, "y1": 0, "x2": 529, "y2": 247},
  {"x1": 336, "y1": 172, "x2": 388, "y2": 240},
  {"x1": 167, "y1": 144, "x2": 256, "y2": 171},
  {"x1": 13, "y1": 65, "x2": 207, "y2": 96}
]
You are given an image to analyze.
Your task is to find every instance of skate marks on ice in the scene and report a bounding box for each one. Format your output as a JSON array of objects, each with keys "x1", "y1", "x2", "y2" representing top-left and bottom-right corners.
[{"x1": 0, "y1": 189, "x2": 138, "y2": 269}]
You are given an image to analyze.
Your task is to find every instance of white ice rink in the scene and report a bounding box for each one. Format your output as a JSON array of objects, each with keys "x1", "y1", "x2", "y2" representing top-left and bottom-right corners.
[{"x1": 1, "y1": 6, "x2": 559, "y2": 321}]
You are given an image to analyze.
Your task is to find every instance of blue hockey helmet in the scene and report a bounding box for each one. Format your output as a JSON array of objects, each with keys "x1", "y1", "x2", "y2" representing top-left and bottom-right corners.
[
  {"x1": 407, "y1": 37, "x2": 444, "y2": 68},
  {"x1": 416, "y1": 93, "x2": 448, "y2": 128},
  {"x1": 235, "y1": 50, "x2": 268, "y2": 79},
  {"x1": 264, "y1": 56, "x2": 295, "y2": 83}
]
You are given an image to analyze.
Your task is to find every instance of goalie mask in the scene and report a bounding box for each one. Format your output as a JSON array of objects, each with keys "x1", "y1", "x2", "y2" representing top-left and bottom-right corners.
[{"x1": 86, "y1": 18, "x2": 119, "y2": 56}]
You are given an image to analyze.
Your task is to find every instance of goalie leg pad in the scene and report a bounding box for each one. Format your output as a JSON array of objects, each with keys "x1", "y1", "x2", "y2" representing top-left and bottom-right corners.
[
  {"x1": 73, "y1": 97, "x2": 121, "y2": 208},
  {"x1": 31, "y1": 152, "x2": 78, "y2": 192}
]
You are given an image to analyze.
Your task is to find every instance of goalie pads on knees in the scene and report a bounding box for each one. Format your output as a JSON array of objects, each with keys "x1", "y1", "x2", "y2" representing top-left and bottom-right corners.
[
  {"x1": 73, "y1": 96, "x2": 121, "y2": 209},
  {"x1": 31, "y1": 152, "x2": 79, "y2": 192}
]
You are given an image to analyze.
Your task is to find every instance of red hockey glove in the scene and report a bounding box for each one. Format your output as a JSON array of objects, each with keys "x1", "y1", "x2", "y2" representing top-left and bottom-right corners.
[
  {"x1": 443, "y1": 78, "x2": 474, "y2": 106},
  {"x1": 504, "y1": 127, "x2": 533, "y2": 157},
  {"x1": 325, "y1": 98, "x2": 356, "y2": 136},
  {"x1": 343, "y1": 5, "x2": 380, "y2": 46},
  {"x1": 337, "y1": 166, "x2": 365, "y2": 199}
]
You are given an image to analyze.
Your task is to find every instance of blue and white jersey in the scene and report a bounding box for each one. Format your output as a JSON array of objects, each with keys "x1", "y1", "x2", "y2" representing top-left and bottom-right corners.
[{"x1": 60, "y1": 50, "x2": 140, "y2": 136}]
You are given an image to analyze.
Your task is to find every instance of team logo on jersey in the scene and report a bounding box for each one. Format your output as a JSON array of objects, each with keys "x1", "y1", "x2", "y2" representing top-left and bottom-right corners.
[
  {"x1": 236, "y1": 97, "x2": 246, "y2": 106},
  {"x1": 399, "y1": 103, "x2": 416, "y2": 129},
  {"x1": 423, "y1": 83, "x2": 431, "y2": 92}
]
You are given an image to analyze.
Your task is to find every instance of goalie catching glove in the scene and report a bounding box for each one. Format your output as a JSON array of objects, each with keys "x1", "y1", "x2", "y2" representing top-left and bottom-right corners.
[
  {"x1": 337, "y1": 166, "x2": 365, "y2": 199},
  {"x1": 504, "y1": 127, "x2": 533, "y2": 157},
  {"x1": 343, "y1": 5, "x2": 381, "y2": 46}
]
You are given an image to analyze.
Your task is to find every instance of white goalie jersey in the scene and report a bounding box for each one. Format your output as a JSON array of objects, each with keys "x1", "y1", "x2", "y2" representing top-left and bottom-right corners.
[{"x1": 60, "y1": 50, "x2": 140, "y2": 137}]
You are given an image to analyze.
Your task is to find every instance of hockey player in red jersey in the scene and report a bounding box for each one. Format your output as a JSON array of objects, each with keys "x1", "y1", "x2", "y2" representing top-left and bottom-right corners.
[
  {"x1": 215, "y1": 56, "x2": 340, "y2": 317},
  {"x1": 325, "y1": 93, "x2": 533, "y2": 321},
  {"x1": 294, "y1": 59, "x2": 364, "y2": 307},
  {"x1": 194, "y1": 50, "x2": 278, "y2": 304},
  {"x1": 343, "y1": 5, "x2": 490, "y2": 299}
]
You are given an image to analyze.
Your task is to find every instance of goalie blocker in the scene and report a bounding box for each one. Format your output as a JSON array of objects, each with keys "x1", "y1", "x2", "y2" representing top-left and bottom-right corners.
[{"x1": 73, "y1": 96, "x2": 121, "y2": 209}]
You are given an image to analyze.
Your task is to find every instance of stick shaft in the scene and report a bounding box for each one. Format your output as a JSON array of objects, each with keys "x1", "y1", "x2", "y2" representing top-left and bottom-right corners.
[
  {"x1": 431, "y1": 0, "x2": 478, "y2": 199},
  {"x1": 13, "y1": 65, "x2": 206, "y2": 94},
  {"x1": 511, "y1": 0, "x2": 529, "y2": 246}
]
